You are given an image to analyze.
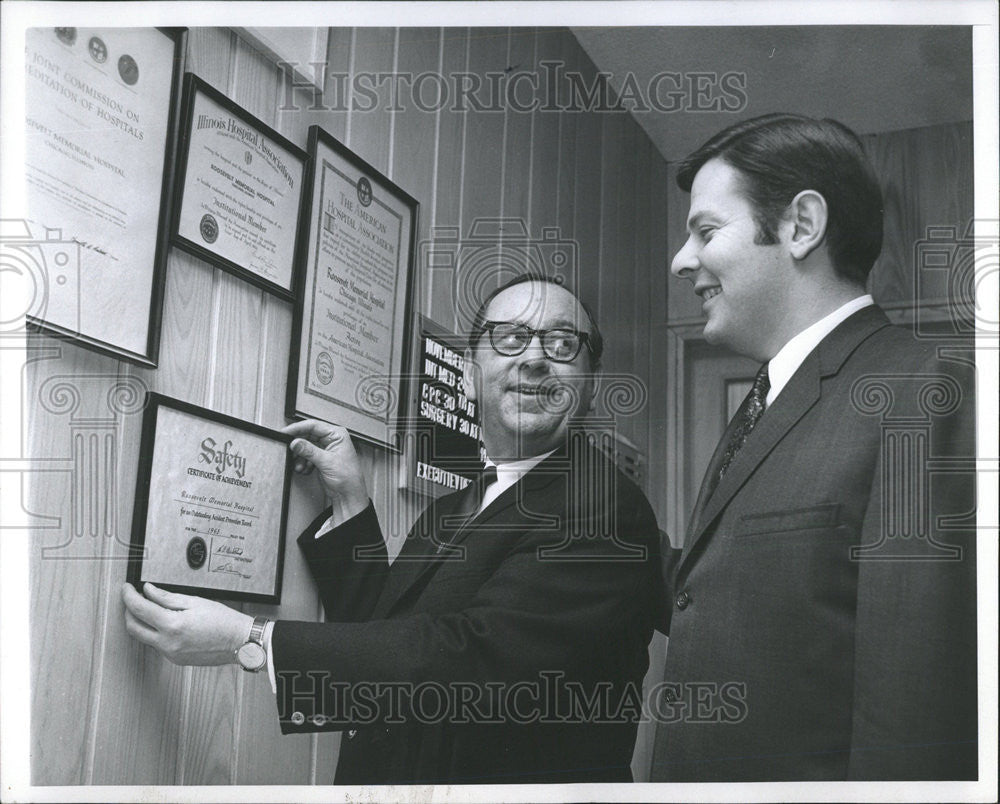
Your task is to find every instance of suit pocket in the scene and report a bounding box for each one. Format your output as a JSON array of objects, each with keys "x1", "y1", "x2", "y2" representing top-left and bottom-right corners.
[{"x1": 734, "y1": 503, "x2": 840, "y2": 537}]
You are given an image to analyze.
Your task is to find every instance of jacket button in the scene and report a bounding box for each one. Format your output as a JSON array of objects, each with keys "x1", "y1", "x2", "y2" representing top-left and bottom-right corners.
[
  {"x1": 676, "y1": 591, "x2": 691, "y2": 610},
  {"x1": 347, "y1": 729, "x2": 357, "y2": 739},
  {"x1": 290, "y1": 711, "x2": 305, "y2": 725},
  {"x1": 311, "y1": 714, "x2": 327, "y2": 726}
]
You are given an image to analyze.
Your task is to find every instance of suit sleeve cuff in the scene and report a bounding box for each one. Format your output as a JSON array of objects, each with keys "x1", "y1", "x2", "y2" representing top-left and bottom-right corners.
[{"x1": 264, "y1": 620, "x2": 276, "y2": 694}]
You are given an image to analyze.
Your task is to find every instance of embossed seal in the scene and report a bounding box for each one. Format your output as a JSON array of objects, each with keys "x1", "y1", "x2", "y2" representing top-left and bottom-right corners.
[
  {"x1": 199, "y1": 213, "x2": 219, "y2": 244},
  {"x1": 356, "y1": 176, "x2": 373, "y2": 207},
  {"x1": 186, "y1": 536, "x2": 207, "y2": 569},
  {"x1": 118, "y1": 54, "x2": 139, "y2": 86},
  {"x1": 315, "y1": 351, "x2": 335, "y2": 385},
  {"x1": 88, "y1": 36, "x2": 107, "y2": 64}
]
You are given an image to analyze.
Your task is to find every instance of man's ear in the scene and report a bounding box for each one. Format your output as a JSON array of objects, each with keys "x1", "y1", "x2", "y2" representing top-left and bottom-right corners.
[
  {"x1": 585, "y1": 367, "x2": 601, "y2": 414},
  {"x1": 462, "y1": 349, "x2": 478, "y2": 402},
  {"x1": 785, "y1": 190, "x2": 828, "y2": 261}
]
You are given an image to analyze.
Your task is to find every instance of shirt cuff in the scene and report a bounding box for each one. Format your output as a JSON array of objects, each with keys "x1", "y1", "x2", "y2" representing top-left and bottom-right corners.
[
  {"x1": 264, "y1": 620, "x2": 277, "y2": 694},
  {"x1": 314, "y1": 513, "x2": 337, "y2": 539}
]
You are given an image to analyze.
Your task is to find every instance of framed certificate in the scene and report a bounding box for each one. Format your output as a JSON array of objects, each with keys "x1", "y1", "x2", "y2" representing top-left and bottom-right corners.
[
  {"x1": 23, "y1": 27, "x2": 186, "y2": 366},
  {"x1": 127, "y1": 393, "x2": 292, "y2": 604},
  {"x1": 287, "y1": 126, "x2": 418, "y2": 451},
  {"x1": 172, "y1": 73, "x2": 308, "y2": 299}
]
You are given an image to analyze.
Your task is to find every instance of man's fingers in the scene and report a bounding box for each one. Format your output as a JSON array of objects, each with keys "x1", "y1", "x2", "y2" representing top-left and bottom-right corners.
[
  {"x1": 122, "y1": 582, "x2": 168, "y2": 629},
  {"x1": 123, "y1": 607, "x2": 160, "y2": 645},
  {"x1": 143, "y1": 582, "x2": 192, "y2": 611},
  {"x1": 290, "y1": 438, "x2": 321, "y2": 461},
  {"x1": 283, "y1": 419, "x2": 347, "y2": 444}
]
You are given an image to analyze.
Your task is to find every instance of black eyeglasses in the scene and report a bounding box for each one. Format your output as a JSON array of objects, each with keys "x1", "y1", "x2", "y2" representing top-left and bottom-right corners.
[{"x1": 477, "y1": 321, "x2": 591, "y2": 363}]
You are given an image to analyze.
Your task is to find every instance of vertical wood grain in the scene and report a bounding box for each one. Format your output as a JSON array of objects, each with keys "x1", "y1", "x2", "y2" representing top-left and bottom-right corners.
[
  {"x1": 612, "y1": 123, "x2": 638, "y2": 446},
  {"x1": 502, "y1": 28, "x2": 537, "y2": 253},
  {"x1": 393, "y1": 27, "x2": 443, "y2": 320},
  {"x1": 597, "y1": 111, "x2": 624, "y2": 390},
  {"x1": 429, "y1": 27, "x2": 469, "y2": 328},
  {"x1": 28, "y1": 340, "x2": 123, "y2": 784},
  {"x1": 571, "y1": 46, "x2": 603, "y2": 310},
  {"x1": 89, "y1": 247, "x2": 217, "y2": 784},
  {"x1": 527, "y1": 29, "x2": 562, "y2": 239},
  {"x1": 173, "y1": 34, "x2": 275, "y2": 781},
  {"x1": 345, "y1": 28, "x2": 396, "y2": 166},
  {"x1": 28, "y1": 24, "x2": 696, "y2": 788},
  {"x1": 87, "y1": 27, "x2": 232, "y2": 774},
  {"x1": 457, "y1": 27, "x2": 508, "y2": 331},
  {"x1": 555, "y1": 33, "x2": 578, "y2": 264}
]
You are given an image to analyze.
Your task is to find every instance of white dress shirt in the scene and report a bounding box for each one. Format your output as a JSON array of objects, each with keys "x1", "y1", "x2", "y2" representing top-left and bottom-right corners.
[
  {"x1": 766, "y1": 295, "x2": 874, "y2": 406},
  {"x1": 477, "y1": 449, "x2": 555, "y2": 514}
]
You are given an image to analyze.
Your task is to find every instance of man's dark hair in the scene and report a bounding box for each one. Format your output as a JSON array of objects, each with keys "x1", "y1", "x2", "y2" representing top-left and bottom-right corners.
[
  {"x1": 467, "y1": 274, "x2": 604, "y2": 368},
  {"x1": 676, "y1": 113, "x2": 883, "y2": 285}
]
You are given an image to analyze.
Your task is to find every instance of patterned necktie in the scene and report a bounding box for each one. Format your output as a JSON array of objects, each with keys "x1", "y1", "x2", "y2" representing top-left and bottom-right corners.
[{"x1": 718, "y1": 364, "x2": 770, "y2": 481}]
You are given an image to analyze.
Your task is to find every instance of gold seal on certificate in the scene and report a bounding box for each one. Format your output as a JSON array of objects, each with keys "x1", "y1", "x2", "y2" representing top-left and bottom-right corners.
[
  {"x1": 127, "y1": 394, "x2": 292, "y2": 603},
  {"x1": 173, "y1": 74, "x2": 308, "y2": 299}
]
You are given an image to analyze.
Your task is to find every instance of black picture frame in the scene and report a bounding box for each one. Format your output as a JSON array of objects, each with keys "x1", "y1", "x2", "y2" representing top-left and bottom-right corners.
[
  {"x1": 287, "y1": 125, "x2": 418, "y2": 452},
  {"x1": 171, "y1": 72, "x2": 309, "y2": 300},
  {"x1": 24, "y1": 27, "x2": 187, "y2": 367},
  {"x1": 127, "y1": 392, "x2": 292, "y2": 605}
]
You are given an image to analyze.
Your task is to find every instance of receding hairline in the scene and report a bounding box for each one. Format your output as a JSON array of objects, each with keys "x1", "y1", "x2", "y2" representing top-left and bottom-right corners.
[{"x1": 481, "y1": 279, "x2": 592, "y2": 332}]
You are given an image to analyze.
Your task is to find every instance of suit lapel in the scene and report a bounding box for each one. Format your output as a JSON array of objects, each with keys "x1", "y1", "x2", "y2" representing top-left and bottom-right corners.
[
  {"x1": 370, "y1": 489, "x2": 469, "y2": 618},
  {"x1": 686, "y1": 401, "x2": 744, "y2": 539},
  {"x1": 679, "y1": 306, "x2": 892, "y2": 572},
  {"x1": 372, "y1": 451, "x2": 565, "y2": 618}
]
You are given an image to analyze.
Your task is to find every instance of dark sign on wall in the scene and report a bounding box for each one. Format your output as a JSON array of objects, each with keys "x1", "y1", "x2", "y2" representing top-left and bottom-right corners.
[{"x1": 404, "y1": 315, "x2": 484, "y2": 497}]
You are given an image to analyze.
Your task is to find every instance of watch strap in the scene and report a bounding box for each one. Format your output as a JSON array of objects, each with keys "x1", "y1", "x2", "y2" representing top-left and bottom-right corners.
[{"x1": 247, "y1": 615, "x2": 268, "y2": 646}]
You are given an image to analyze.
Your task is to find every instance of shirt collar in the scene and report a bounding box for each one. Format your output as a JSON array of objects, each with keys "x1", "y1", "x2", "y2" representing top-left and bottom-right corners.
[
  {"x1": 484, "y1": 448, "x2": 557, "y2": 492},
  {"x1": 767, "y1": 295, "x2": 874, "y2": 405}
]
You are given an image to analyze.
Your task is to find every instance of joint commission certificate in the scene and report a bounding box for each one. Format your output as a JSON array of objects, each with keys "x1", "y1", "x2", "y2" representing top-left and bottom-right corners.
[{"x1": 24, "y1": 27, "x2": 179, "y2": 361}]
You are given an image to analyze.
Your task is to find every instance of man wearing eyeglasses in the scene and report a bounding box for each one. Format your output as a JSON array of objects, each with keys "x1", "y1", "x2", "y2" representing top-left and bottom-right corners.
[{"x1": 123, "y1": 274, "x2": 661, "y2": 784}]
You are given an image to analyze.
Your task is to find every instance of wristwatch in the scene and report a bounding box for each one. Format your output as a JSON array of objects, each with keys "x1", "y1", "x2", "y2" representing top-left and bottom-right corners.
[{"x1": 235, "y1": 616, "x2": 269, "y2": 672}]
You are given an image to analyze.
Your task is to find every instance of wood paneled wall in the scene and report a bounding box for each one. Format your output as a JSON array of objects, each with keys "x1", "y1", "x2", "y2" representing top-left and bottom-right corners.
[{"x1": 27, "y1": 26, "x2": 671, "y2": 785}]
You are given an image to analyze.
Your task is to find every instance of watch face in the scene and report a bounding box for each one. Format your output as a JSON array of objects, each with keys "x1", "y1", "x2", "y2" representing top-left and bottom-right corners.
[{"x1": 237, "y1": 641, "x2": 266, "y2": 671}]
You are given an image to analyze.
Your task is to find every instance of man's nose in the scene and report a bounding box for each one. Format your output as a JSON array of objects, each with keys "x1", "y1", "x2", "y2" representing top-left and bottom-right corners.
[
  {"x1": 519, "y1": 333, "x2": 550, "y2": 366},
  {"x1": 670, "y1": 236, "x2": 699, "y2": 278}
]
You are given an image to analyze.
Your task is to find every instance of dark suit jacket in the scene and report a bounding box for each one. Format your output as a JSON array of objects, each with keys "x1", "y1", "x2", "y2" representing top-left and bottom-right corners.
[
  {"x1": 273, "y1": 439, "x2": 660, "y2": 784},
  {"x1": 652, "y1": 306, "x2": 977, "y2": 781}
]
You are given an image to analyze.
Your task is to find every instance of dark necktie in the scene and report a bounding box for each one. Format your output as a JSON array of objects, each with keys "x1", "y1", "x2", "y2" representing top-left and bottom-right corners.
[
  {"x1": 437, "y1": 465, "x2": 498, "y2": 553},
  {"x1": 445, "y1": 465, "x2": 499, "y2": 533},
  {"x1": 717, "y1": 364, "x2": 770, "y2": 481}
]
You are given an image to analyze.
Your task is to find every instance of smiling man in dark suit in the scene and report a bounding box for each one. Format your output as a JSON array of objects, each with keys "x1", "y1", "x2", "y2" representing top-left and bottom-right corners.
[
  {"x1": 123, "y1": 275, "x2": 661, "y2": 784},
  {"x1": 651, "y1": 113, "x2": 978, "y2": 781}
]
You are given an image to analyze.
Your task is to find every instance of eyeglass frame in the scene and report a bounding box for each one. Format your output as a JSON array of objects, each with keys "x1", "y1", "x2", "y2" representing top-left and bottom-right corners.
[{"x1": 472, "y1": 320, "x2": 594, "y2": 363}]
